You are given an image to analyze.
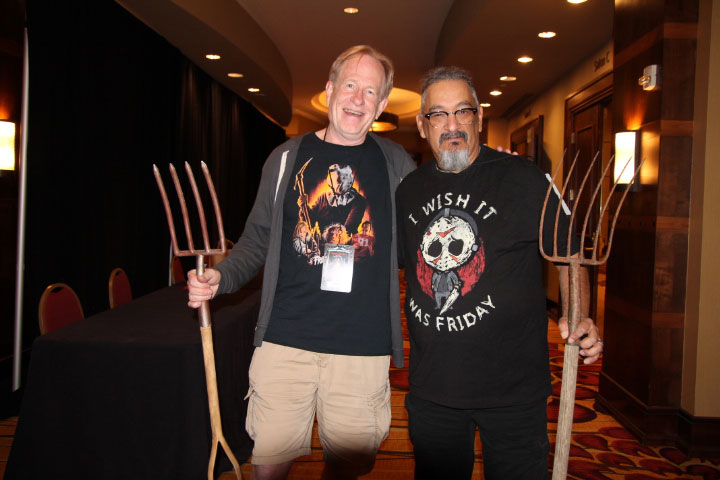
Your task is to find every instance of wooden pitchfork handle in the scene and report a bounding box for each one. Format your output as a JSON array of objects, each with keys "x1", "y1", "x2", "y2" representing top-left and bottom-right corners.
[
  {"x1": 197, "y1": 255, "x2": 242, "y2": 480},
  {"x1": 152, "y1": 163, "x2": 242, "y2": 479},
  {"x1": 552, "y1": 262, "x2": 581, "y2": 480},
  {"x1": 540, "y1": 151, "x2": 644, "y2": 479}
]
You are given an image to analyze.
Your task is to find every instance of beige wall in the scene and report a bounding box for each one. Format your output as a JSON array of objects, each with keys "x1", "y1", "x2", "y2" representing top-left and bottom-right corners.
[
  {"x1": 489, "y1": 42, "x2": 613, "y2": 304},
  {"x1": 683, "y1": 0, "x2": 720, "y2": 417},
  {"x1": 486, "y1": 118, "x2": 509, "y2": 152}
]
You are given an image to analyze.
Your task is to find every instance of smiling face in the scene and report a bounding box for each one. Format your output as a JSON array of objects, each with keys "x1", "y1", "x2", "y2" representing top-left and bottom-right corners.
[
  {"x1": 324, "y1": 54, "x2": 389, "y2": 146},
  {"x1": 416, "y1": 79, "x2": 483, "y2": 172}
]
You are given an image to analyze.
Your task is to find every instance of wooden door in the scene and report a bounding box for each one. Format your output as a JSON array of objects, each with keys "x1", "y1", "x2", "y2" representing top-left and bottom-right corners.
[
  {"x1": 564, "y1": 73, "x2": 612, "y2": 325},
  {"x1": 568, "y1": 103, "x2": 604, "y2": 242},
  {"x1": 511, "y1": 116, "x2": 544, "y2": 166}
]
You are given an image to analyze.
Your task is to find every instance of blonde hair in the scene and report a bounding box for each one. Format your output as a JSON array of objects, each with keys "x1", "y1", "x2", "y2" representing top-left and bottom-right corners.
[{"x1": 329, "y1": 45, "x2": 394, "y2": 100}]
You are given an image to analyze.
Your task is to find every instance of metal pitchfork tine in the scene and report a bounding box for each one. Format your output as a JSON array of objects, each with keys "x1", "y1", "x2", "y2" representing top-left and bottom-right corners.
[
  {"x1": 153, "y1": 161, "x2": 242, "y2": 480},
  {"x1": 540, "y1": 151, "x2": 643, "y2": 480}
]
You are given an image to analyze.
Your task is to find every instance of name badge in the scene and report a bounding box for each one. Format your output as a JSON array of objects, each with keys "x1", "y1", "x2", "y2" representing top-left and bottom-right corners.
[{"x1": 320, "y1": 244, "x2": 354, "y2": 293}]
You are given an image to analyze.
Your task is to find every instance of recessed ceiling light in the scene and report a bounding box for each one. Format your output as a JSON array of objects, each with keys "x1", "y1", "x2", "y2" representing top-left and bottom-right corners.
[
  {"x1": 227, "y1": 73, "x2": 244, "y2": 78},
  {"x1": 538, "y1": 31, "x2": 556, "y2": 38},
  {"x1": 344, "y1": 7, "x2": 359, "y2": 14},
  {"x1": 567, "y1": 0, "x2": 587, "y2": 3},
  {"x1": 499, "y1": 76, "x2": 517, "y2": 82},
  {"x1": 480, "y1": 103, "x2": 491, "y2": 108},
  {"x1": 248, "y1": 87, "x2": 260, "y2": 93},
  {"x1": 490, "y1": 90, "x2": 502, "y2": 96},
  {"x1": 205, "y1": 54, "x2": 221, "y2": 60},
  {"x1": 517, "y1": 56, "x2": 533, "y2": 63}
]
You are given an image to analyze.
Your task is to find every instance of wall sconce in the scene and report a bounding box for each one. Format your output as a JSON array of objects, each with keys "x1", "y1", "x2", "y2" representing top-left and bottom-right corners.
[
  {"x1": 614, "y1": 131, "x2": 640, "y2": 190},
  {"x1": 0, "y1": 120, "x2": 16, "y2": 171},
  {"x1": 638, "y1": 64, "x2": 661, "y2": 91},
  {"x1": 370, "y1": 112, "x2": 398, "y2": 132}
]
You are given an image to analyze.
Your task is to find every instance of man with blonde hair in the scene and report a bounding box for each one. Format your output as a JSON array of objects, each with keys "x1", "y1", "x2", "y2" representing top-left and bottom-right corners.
[{"x1": 187, "y1": 45, "x2": 414, "y2": 479}]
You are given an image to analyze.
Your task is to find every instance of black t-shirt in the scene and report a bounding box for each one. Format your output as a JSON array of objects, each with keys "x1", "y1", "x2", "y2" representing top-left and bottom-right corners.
[
  {"x1": 265, "y1": 133, "x2": 392, "y2": 356},
  {"x1": 396, "y1": 146, "x2": 578, "y2": 409}
]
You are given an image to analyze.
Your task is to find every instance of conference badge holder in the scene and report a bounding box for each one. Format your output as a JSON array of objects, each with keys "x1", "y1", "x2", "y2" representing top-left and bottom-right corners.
[{"x1": 320, "y1": 244, "x2": 354, "y2": 293}]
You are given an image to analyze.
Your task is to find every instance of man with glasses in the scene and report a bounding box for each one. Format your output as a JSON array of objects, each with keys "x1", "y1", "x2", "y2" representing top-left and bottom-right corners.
[
  {"x1": 395, "y1": 66, "x2": 604, "y2": 479},
  {"x1": 187, "y1": 45, "x2": 415, "y2": 479}
]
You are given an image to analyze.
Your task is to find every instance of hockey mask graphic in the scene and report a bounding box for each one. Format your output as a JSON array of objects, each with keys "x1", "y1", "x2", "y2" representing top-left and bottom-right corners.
[{"x1": 421, "y1": 209, "x2": 478, "y2": 272}]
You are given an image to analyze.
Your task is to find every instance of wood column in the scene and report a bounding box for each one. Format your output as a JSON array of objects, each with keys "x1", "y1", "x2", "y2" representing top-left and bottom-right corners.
[{"x1": 597, "y1": 0, "x2": 714, "y2": 454}]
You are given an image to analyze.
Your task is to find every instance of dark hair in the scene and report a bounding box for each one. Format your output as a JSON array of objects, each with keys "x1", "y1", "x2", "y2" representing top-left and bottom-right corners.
[{"x1": 420, "y1": 66, "x2": 479, "y2": 110}]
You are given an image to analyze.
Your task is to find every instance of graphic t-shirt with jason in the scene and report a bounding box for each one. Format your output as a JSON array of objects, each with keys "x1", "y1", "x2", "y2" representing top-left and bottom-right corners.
[
  {"x1": 265, "y1": 133, "x2": 392, "y2": 356},
  {"x1": 396, "y1": 145, "x2": 578, "y2": 409}
]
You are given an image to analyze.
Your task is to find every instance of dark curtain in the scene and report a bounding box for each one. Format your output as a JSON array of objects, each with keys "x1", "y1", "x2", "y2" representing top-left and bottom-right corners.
[
  {"x1": 175, "y1": 62, "x2": 281, "y2": 246},
  {"x1": 22, "y1": 0, "x2": 285, "y2": 346}
]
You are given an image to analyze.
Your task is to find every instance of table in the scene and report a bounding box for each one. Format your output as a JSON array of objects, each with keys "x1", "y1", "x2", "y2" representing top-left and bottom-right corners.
[{"x1": 5, "y1": 284, "x2": 260, "y2": 479}]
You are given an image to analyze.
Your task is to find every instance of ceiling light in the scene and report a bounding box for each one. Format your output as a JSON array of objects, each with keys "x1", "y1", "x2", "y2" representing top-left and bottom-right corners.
[
  {"x1": 370, "y1": 112, "x2": 398, "y2": 132},
  {"x1": 480, "y1": 103, "x2": 491, "y2": 108},
  {"x1": 311, "y1": 87, "x2": 421, "y2": 117},
  {"x1": 344, "y1": 7, "x2": 359, "y2": 14},
  {"x1": 499, "y1": 76, "x2": 517, "y2": 82},
  {"x1": 248, "y1": 87, "x2": 260, "y2": 93},
  {"x1": 227, "y1": 73, "x2": 244, "y2": 78},
  {"x1": 567, "y1": 0, "x2": 588, "y2": 3},
  {"x1": 205, "y1": 54, "x2": 221, "y2": 60},
  {"x1": 538, "y1": 31, "x2": 556, "y2": 38},
  {"x1": 490, "y1": 90, "x2": 502, "y2": 96},
  {"x1": 517, "y1": 56, "x2": 533, "y2": 63}
]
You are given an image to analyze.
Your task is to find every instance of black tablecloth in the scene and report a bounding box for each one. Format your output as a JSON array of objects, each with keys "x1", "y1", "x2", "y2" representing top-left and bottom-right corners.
[{"x1": 6, "y1": 285, "x2": 260, "y2": 479}]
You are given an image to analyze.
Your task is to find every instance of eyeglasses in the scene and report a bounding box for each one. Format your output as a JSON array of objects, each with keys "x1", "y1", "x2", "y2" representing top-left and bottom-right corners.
[{"x1": 423, "y1": 108, "x2": 478, "y2": 128}]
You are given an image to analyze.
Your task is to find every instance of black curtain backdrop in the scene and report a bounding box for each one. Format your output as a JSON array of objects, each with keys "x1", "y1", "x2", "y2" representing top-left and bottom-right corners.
[{"x1": 22, "y1": 0, "x2": 286, "y2": 346}]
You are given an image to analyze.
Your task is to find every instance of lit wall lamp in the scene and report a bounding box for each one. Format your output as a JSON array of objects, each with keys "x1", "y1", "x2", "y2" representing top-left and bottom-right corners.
[
  {"x1": 614, "y1": 131, "x2": 640, "y2": 191},
  {"x1": 0, "y1": 120, "x2": 17, "y2": 171}
]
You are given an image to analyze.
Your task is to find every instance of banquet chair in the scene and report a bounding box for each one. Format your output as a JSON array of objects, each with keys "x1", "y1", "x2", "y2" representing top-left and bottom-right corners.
[
  {"x1": 208, "y1": 238, "x2": 235, "y2": 267},
  {"x1": 108, "y1": 267, "x2": 132, "y2": 308},
  {"x1": 171, "y1": 255, "x2": 186, "y2": 284},
  {"x1": 38, "y1": 283, "x2": 85, "y2": 335}
]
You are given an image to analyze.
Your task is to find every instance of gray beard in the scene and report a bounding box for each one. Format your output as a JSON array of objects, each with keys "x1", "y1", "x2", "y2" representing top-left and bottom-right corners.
[{"x1": 437, "y1": 148, "x2": 471, "y2": 172}]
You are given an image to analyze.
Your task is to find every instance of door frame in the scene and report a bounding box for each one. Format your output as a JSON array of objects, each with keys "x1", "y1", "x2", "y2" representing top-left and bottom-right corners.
[{"x1": 563, "y1": 72, "x2": 613, "y2": 326}]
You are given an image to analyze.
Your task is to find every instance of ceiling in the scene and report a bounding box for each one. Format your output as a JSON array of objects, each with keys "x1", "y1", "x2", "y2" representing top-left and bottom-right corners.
[{"x1": 116, "y1": 0, "x2": 613, "y2": 131}]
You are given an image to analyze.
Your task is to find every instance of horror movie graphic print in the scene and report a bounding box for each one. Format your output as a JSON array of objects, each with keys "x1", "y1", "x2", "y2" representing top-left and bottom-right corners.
[
  {"x1": 401, "y1": 186, "x2": 500, "y2": 336},
  {"x1": 396, "y1": 148, "x2": 577, "y2": 409},
  {"x1": 293, "y1": 157, "x2": 374, "y2": 265},
  {"x1": 417, "y1": 208, "x2": 486, "y2": 314},
  {"x1": 264, "y1": 133, "x2": 392, "y2": 357}
]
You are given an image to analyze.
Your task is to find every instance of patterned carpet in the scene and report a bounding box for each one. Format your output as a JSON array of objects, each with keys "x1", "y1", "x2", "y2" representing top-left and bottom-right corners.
[{"x1": 228, "y1": 275, "x2": 720, "y2": 479}]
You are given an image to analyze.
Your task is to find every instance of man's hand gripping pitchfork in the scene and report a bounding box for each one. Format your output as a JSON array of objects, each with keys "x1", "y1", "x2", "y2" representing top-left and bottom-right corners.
[
  {"x1": 153, "y1": 162, "x2": 242, "y2": 480},
  {"x1": 540, "y1": 151, "x2": 642, "y2": 480}
]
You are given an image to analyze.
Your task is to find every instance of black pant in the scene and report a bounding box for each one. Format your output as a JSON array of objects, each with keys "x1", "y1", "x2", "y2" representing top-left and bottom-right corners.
[{"x1": 405, "y1": 393, "x2": 549, "y2": 480}]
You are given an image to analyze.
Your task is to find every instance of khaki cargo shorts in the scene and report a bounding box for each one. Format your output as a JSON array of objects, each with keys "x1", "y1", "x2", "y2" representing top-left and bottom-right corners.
[{"x1": 245, "y1": 342, "x2": 391, "y2": 473}]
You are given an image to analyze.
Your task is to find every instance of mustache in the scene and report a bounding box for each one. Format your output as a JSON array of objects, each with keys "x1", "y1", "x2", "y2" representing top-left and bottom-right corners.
[{"x1": 439, "y1": 131, "x2": 468, "y2": 144}]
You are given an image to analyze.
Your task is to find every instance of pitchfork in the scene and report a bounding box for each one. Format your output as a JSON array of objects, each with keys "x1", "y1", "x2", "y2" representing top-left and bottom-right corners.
[
  {"x1": 540, "y1": 152, "x2": 643, "y2": 480},
  {"x1": 153, "y1": 161, "x2": 242, "y2": 480}
]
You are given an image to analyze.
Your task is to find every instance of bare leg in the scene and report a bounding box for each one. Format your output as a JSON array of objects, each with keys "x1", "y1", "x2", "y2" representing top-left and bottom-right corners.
[{"x1": 253, "y1": 461, "x2": 294, "y2": 480}]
